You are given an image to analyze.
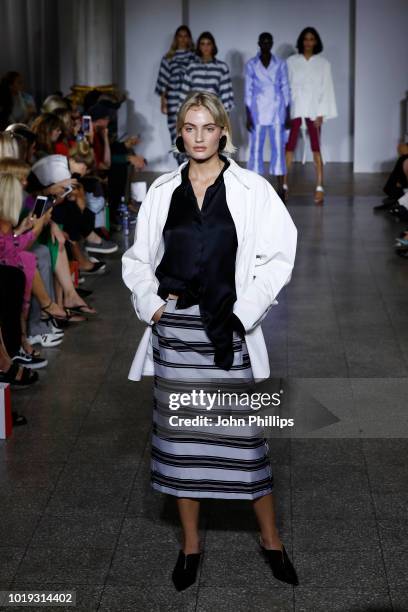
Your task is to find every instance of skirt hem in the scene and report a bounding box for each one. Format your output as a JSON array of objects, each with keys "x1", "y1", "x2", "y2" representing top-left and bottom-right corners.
[{"x1": 151, "y1": 481, "x2": 274, "y2": 500}]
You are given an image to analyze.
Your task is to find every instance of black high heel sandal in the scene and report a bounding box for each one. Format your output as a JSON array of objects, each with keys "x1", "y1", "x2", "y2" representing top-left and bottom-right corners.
[
  {"x1": 171, "y1": 550, "x2": 202, "y2": 592},
  {"x1": 259, "y1": 538, "x2": 299, "y2": 586}
]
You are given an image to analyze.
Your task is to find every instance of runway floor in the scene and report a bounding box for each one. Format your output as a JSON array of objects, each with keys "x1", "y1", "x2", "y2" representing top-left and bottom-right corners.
[{"x1": 2, "y1": 168, "x2": 408, "y2": 611}]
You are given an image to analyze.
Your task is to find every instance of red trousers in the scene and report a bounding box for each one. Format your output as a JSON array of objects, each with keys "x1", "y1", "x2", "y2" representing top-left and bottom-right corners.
[{"x1": 286, "y1": 117, "x2": 321, "y2": 152}]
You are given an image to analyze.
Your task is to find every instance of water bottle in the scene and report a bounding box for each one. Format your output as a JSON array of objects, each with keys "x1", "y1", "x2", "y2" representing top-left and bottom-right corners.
[
  {"x1": 122, "y1": 202, "x2": 130, "y2": 236},
  {"x1": 120, "y1": 196, "x2": 129, "y2": 236},
  {"x1": 118, "y1": 196, "x2": 127, "y2": 231}
]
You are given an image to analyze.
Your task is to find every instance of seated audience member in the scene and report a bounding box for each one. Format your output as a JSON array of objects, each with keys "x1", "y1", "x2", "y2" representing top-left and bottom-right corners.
[
  {"x1": 88, "y1": 103, "x2": 114, "y2": 171},
  {"x1": 40, "y1": 94, "x2": 68, "y2": 115},
  {"x1": 374, "y1": 143, "x2": 408, "y2": 211},
  {"x1": 0, "y1": 71, "x2": 36, "y2": 130},
  {"x1": 109, "y1": 135, "x2": 146, "y2": 220},
  {"x1": 0, "y1": 131, "x2": 20, "y2": 159},
  {"x1": 31, "y1": 113, "x2": 64, "y2": 159},
  {"x1": 0, "y1": 266, "x2": 38, "y2": 389},
  {"x1": 0, "y1": 172, "x2": 57, "y2": 368},
  {"x1": 53, "y1": 108, "x2": 80, "y2": 156},
  {"x1": 0, "y1": 157, "x2": 66, "y2": 346},
  {"x1": 5, "y1": 123, "x2": 37, "y2": 163},
  {"x1": 29, "y1": 154, "x2": 106, "y2": 276},
  {"x1": 83, "y1": 89, "x2": 104, "y2": 113},
  {"x1": 68, "y1": 142, "x2": 118, "y2": 254}
]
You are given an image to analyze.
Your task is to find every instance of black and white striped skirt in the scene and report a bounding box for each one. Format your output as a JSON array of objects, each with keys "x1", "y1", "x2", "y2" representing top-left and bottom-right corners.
[{"x1": 151, "y1": 298, "x2": 274, "y2": 500}]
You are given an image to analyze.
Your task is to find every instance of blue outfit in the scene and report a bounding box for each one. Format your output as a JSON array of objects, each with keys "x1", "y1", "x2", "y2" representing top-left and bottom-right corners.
[{"x1": 245, "y1": 53, "x2": 290, "y2": 175}]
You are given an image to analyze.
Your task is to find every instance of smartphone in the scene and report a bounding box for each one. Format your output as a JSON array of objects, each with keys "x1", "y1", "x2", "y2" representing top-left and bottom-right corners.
[
  {"x1": 82, "y1": 115, "x2": 91, "y2": 134},
  {"x1": 33, "y1": 195, "x2": 49, "y2": 218}
]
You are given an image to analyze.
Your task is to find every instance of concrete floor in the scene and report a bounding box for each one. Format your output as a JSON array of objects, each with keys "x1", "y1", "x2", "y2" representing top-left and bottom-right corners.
[{"x1": 1, "y1": 167, "x2": 408, "y2": 611}]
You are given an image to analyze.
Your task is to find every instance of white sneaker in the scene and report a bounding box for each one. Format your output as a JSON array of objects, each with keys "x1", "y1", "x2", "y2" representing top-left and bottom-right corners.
[
  {"x1": 47, "y1": 322, "x2": 64, "y2": 336},
  {"x1": 27, "y1": 333, "x2": 63, "y2": 348}
]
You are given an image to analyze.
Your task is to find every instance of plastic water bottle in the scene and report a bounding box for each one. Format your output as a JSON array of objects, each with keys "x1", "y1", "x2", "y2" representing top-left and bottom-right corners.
[
  {"x1": 122, "y1": 199, "x2": 130, "y2": 235},
  {"x1": 118, "y1": 196, "x2": 127, "y2": 232}
]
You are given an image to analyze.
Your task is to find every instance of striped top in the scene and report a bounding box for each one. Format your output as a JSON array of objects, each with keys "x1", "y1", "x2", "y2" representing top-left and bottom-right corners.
[
  {"x1": 179, "y1": 58, "x2": 235, "y2": 111},
  {"x1": 155, "y1": 49, "x2": 196, "y2": 96}
]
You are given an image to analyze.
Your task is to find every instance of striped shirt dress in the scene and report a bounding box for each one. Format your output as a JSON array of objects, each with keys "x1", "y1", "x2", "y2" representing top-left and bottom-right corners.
[
  {"x1": 155, "y1": 49, "x2": 196, "y2": 146},
  {"x1": 178, "y1": 58, "x2": 235, "y2": 112}
]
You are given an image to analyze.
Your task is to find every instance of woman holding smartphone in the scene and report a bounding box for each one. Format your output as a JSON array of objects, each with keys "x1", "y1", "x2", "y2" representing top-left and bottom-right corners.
[{"x1": 122, "y1": 91, "x2": 298, "y2": 591}]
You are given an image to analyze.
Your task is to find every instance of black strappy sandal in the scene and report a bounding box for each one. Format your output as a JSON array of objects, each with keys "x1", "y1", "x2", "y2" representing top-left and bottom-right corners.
[
  {"x1": 41, "y1": 302, "x2": 85, "y2": 324},
  {"x1": 40, "y1": 301, "x2": 71, "y2": 322}
]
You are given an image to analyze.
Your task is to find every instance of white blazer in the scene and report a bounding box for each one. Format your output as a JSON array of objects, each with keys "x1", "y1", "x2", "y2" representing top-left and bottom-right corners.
[
  {"x1": 122, "y1": 158, "x2": 297, "y2": 381},
  {"x1": 287, "y1": 54, "x2": 337, "y2": 122}
]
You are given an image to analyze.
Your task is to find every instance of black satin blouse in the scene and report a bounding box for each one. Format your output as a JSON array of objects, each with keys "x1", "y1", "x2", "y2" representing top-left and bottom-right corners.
[{"x1": 155, "y1": 156, "x2": 245, "y2": 370}]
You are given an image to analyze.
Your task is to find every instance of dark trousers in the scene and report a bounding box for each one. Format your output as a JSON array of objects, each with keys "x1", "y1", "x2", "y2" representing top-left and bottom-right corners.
[
  {"x1": 52, "y1": 201, "x2": 95, "y2": 242},
  {"x1": 0, "y1": 265, "x2": 25, "y2": 358},
  {"x1": 384, "y1": 155, "x2": 408, "y2": 199}
]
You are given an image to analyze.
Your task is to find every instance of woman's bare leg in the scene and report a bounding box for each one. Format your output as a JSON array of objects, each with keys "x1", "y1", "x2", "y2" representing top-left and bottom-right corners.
[
  {"x1": 252, "y1": 493, "x2": 283, "y2": 550},
  {"x1": 284, "y1": 150, "x2": 294, "y2": 187},
  {"x1": 0, "y1": 328, "x2": 12, "y2": 371},
  {"x1": 20, "y1": 313, "x2": 32, "y2": 354},
  {"x1": 176, "y1": 498, "x2": 201, "y2": 554},
  {"x1": 313, "y1": 151, "x2": 324, "y2": 203},
  {"x1": 31, "y1": 270, "x2": 66, "y2": 318},
  {"x1": 55, "y1": 277, "x2": 64, "y2": 308},
  {"x1": 54, "y1": 248, "x2": 96, "y2": 313},
  {"x1": 70, "y1": 242, "x2": 95, "y2": 271}
]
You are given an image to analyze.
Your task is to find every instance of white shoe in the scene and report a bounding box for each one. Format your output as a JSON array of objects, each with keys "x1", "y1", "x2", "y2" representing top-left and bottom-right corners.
[
  {"x1": 27, "y1": 333, "x2": 63, "y2": 348},
  {"x1": 46, "y1": 322, "x2": 64, "y2": 336}
]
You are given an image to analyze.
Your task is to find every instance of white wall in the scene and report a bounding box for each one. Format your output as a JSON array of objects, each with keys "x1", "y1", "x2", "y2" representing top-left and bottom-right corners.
[
  {"x1": 123, "y1": 0, "x2": 352, "y2": 169},
  {"x1": 189, "y1": 0, "x2": 352, "y2": 164},
  {"x1": 354, "y1": 0, "x2": 408, "y2": 172},
  {"x1": 124, "y1": 0, "x2": 183, "y2": 171}
]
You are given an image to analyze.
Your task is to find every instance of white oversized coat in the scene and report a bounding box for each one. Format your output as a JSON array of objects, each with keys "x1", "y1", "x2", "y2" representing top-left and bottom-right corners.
[{"x1": 122, "y1": 158, "x2": 297, "y2": 381}]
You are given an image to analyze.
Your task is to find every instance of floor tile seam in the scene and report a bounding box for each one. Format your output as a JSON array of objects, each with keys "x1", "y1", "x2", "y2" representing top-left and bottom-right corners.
[
  {"x1": 313, "y1": 239, "x2": 351, "y2": 380},
  {"x1": 324, "y1": 242, "x2": 366, "y2": 427},
  {"x1": 359, "y1": 442, "x2": 394, "y2": 606},
  {"x1": 194, "y1": 511, "x2": 210, "y2": 610},
  {"x1": 288, "y1": 435, "x2": 295, "y2": 611},
  {"x1": 379, "y1": 297, "x2": 408, "y2": 374}
]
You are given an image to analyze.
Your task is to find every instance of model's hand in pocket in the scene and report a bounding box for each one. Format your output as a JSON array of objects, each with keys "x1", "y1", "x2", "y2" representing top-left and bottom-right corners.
[{"x1": 152, "y1": 303, "x2": 166, "y2": 324}]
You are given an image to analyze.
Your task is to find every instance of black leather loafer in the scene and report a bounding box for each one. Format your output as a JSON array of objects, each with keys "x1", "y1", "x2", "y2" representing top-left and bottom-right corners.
[
  {"x1": 171, "y1": 550, "x2": 201, "y2": 592},
  {"x1": 260, "y1": 543, "x2": 299, "y2": 586}
]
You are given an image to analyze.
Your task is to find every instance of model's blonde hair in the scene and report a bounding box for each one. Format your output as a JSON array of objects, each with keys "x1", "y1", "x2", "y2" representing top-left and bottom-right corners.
[
  {"x1": 176, "y1": 91, "x2": 236, "y2": 155},
  {"x1": 0, "y1": 172, "x2": 23, "y2": 225},
  {"x1": 0, "y1": 157, "x2": 30, "y2": 182},
  {"x1": 0, "y1": 132, "x2": 20, "y2": 159}
]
